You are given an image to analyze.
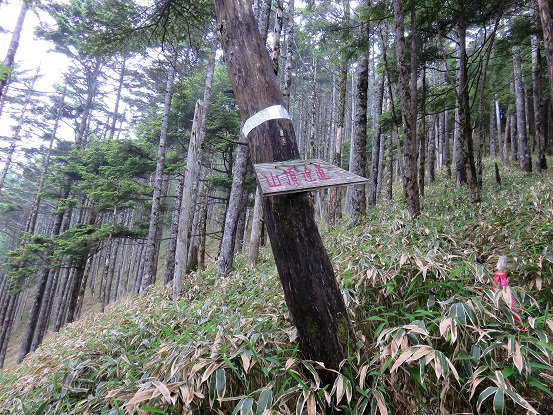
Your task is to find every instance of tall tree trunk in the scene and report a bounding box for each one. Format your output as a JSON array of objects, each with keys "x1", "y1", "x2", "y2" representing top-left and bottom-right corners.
[
  {"x1": 173, "y1": 101, "x2": 205, "y2": 298},
  {"x1": 348, "y1": 31, "x2": 369, "y2": 225},
  {"x1": 513, "y1": 46, "x2": 532, "y2": 172},
  {"x1": 247, "y1": 187, "x2": 264, "y2": 266},
  {"x1": 394, "y1": 0, "x2": 420, "y2": 216},
  {"x1": 271, "y1": 0, "x2": 284, "y2": 74},
  {"x1": 495, "y1": 100, "x2": 504, "y2": 164},
  {"x1": 418, "y1": 72, "x2": 427, "y2": 197},
  {"x1": 457, "y1": 21, "x2": 480, "y2": 203},
  {"x1": 213, "y1": 0, "x2": 353, "y2": 385},
  {"x1": 172, "y1": 45, "x2": 215, "y2": 292},
  {"x1": 369, "y1": 73, "x2": 385, "y2": 207},
  {"x1": 328, "y1": 56, "x2": 348, "y2": 227},
  {"x1": 257, "y1": 0, "x2": 272, "y2": 43},
  {"x1": 0, "y1": 3, "x2": 28, "y2": 100},
  {"x1": 75, "y1": 58, "x2": 102, "y2": 147},
  {"x1": 164, "y1": 173, "x2": 185, "y2": 283},
  {"x1": 141, "y1": 54, "x2": 177, "y2": 291},
  {"x1": 282, "y1": 0, "x2": 295, "y2": 107},
  {"x1": 532, "y1": 34, "x2": 547, "y2": 171},
  {"x1": 108, "y1": 57, "x2": 126, "y2": 139},
  {"x1": 538, "y1": 0, "x2": 553, "y2": 108},
  {"x1": 217, "y1": 143, "x2": 250, "y2": 278}
]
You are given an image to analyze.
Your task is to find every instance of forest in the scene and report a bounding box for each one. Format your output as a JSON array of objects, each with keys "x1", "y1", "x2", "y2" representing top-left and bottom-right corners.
[{"x1": 0, "y1": 0, "x2": 552, "y2": 413}]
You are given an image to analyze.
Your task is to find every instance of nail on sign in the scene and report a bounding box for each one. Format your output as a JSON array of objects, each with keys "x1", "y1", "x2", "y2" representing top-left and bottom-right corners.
[{"x1": 254, "y1": 159, "x2": 369, "y2": 196}]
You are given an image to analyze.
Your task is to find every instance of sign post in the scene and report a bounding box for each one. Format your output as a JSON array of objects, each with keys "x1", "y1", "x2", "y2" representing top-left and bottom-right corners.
[{"x1": 254, "y1": 159, "x2": 369, "y2": 196}]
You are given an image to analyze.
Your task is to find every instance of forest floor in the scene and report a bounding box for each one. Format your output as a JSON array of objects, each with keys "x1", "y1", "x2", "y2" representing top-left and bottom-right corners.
[{"x1": 1, "y1": 159, "x2": 552, "y2": 414}]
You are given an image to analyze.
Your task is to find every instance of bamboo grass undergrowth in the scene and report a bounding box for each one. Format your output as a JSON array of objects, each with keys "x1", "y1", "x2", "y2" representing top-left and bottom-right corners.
[{"x1": 1, "y1": 160, "x2": 552, "y2": 414}]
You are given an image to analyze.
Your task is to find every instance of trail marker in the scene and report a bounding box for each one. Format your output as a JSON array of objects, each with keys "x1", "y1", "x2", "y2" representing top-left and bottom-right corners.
[{"x1": 254, "y1": 159, "x2": 369, "y2": 196}]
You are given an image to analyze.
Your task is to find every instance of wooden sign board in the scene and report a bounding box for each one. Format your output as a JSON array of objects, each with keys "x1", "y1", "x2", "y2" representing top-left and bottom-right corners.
[{"x1": 254, "y1": 159, "x2": 369, "y2": 196}]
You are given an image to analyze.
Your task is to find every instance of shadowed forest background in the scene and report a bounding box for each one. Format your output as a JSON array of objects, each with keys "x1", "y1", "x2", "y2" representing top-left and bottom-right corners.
[{"x1": 0, "y1": 0, "x2": 553, "y2": 413}]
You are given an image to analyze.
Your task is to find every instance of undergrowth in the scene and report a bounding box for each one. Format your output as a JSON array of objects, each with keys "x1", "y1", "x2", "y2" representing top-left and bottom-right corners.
[{"x1": 0, "y1": 162, "x2": 552, "y2": 414}]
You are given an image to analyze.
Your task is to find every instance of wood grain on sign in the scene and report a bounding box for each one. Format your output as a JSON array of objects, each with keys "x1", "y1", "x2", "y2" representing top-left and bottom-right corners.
[{"x1": 254, "y1": 159, "x2": 369, "y2": 196}]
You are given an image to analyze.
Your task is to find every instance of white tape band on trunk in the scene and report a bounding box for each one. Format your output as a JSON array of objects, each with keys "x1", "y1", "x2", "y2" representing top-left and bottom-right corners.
[{"x1": 242, "y1": 105, "x2": 290, "y2": 138}]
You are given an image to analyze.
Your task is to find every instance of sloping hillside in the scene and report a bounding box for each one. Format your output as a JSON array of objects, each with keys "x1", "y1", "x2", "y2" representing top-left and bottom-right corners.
[{"x1": 1, "y1": 165, "x2": 552, "y2": 414}]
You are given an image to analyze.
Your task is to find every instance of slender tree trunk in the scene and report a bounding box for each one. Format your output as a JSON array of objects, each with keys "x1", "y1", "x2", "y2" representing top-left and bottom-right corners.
[
  {"x1": 257, "y1": 0, "x2": 272, "y2": 43},
  {"x1": 496, "y1": 100, "x2": 504, "y2": 163},
  {"x1": 141, "y1": 54, "x2": 177, "y2": 291},
  {"x1": 538, "y1": 0, "x2": 553, "y2": 108},
  {"x1": 217, "y1": 143, "x2": 250, "y2": 278},
  {"x1": 172, "y1": 45, "x2": 215, "y2": 292},
  {"x1": 457, "y1": 21, "x2": 480, "y2": 203},
  {"x1": 214, "y1": 0, "x2": 353, "y2": 384},
  {"x1": 394, "y1": 0, "x2": 420, "y2": 216},
  {"x1": 348, "y1": 32, "x2": 369, "y2": 225},
  {"x1": 173, "y1": 101, "x2": 205, "y2": 298},
  {"x1": 0, "y1": 3, "x2": 28, "y2": 100},
  {"x1": 247, "y1": 187, "x2": 264, "y2": 266},
  {"x1": 75, "y1": 58, "x2": 102, "y2": 147},
  {"x1": 328, "y1": 56, "x2": 348, "y2": 227},
  {"x1": 418, "y1": 73, "x2": 427, "y2": 197},
  {"x1": 108, "y1": 57, "x2": 126, "y2": 139},
  {"x1": 369, "y1": 73, "x2": 385, "y2": 207},
  {"x1": 532, "y1": 34, "x2": 547, "y2": 171},
  {"x1": 165, "y1": 173, "x2": 185, "y2": 283},
  {"x1": 282, "y1": 0, "x2": 294, "y2": 107},
  {"x1": 428, "y1": 116, "x2": 436, "y2": 183},
  {"x1": 271, "y1": 0, "x2": 284, "y2": 74},
  {"x1": 513, "y1": 46, "x2": 532, "y2": 172}
]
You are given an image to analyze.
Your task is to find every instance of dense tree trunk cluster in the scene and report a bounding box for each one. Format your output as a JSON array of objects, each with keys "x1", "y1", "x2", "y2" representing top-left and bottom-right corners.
[{"x1": 0, "y1": 0, "x2": 552, "y2": 370}]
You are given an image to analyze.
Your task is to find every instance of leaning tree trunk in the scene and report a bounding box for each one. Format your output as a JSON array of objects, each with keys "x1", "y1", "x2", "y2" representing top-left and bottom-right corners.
[
  {"x1": 213, "y1": 0, "x2": 353, "y2": 385},
  {"x1": 0, "y1": 3, "x2": 28, "y2": 100}
]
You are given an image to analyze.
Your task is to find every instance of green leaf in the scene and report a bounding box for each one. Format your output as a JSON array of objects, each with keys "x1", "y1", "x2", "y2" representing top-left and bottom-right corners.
[
  {"x1": 528, "y1": 376, "x2": 553, "y2": 398},
  {"x1": 215, "y1": 368, "x2": 226, "y2": 400},
  {"x1": 501, "y1": 367, "x2": 515, "y2": 378},
  {"x1": 256, "y1": 388, "x2": 273, "y2": 415},
  {"x1": 477, "y1": 386, "x2": 498, "y2": 413},
  {"x1": 139, "y1": 407, "x2": 165, "y2": 414},
  {"x1": 241, "y1": 397, "x2": 254, "y2": 415},
  {"x1": 493, "y1": 387, "x2": 504, "y2": 414}
]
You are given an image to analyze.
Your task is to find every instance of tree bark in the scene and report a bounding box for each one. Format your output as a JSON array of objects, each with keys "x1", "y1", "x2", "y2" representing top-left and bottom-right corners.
[
  {"x1": 348, "y1": 38, "x2": 369, "y2": 225},
  {"x1": 173, "y1": 100, "x2": 205, "y2": 298},
  {"x1": 141, "y1": 53, "x2": 177, "y2": 291},
  {"x1": 213, "y1": 0, "x2": 352, "y2": 384},
  {"x1": 369, "y1": 73, "x2": 385, "y2": 207},
  {"x1": 538, "y1": 0, "x2": 553, "y2": 108},
  {"x1": 0, "y1": 3, "x2": 28, "y2": 100},
  {"x1": 532, "y1": 33, "x2": 547, "y2": 171},
  {"x1": 282, "y1": 0, "x2": 295, "y2": 107},
  {"x1": 457, "y1": 21, "x2": 480, "y2": 203},
  {"x1": 513, "y1": 46, "x2": 532, "y2": 172},
  {"x1": 217, "y1": 143, "x2": 250, "y2": 278},
  {"x1": 394, "y1": 0, "x2": 420, "y2": 216}
]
